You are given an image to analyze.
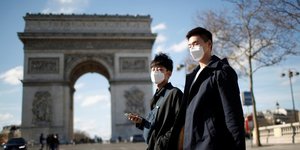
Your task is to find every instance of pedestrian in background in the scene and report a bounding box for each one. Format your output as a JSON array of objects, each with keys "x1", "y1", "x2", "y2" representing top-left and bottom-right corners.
[{"x1": 39, "y1": 133, "x2": 45, "y2": 150}]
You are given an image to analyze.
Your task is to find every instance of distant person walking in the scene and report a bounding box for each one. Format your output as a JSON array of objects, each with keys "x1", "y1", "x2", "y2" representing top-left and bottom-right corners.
[
  {"x1": 46, "y1": 134, "x2": 51, "y2": 150},
  {"x1": 53, "y1": 134, "x2": 60, "y2": 150},
  {"x1": 48, "y1": 134, "x2": 59, "y2": 150},
  {"x1": 39, "y1": 133, "x2": 45, "y2": 150}
]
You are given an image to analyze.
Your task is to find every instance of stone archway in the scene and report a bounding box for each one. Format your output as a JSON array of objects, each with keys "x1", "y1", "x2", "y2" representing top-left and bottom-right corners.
[{"x1": 18, "y1": 13, "x2": 156, "y2": 143}]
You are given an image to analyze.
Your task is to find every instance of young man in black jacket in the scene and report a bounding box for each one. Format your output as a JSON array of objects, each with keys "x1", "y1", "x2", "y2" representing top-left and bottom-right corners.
[
  {"x1": 126, "y1": 53, "x2": 183, "y2": 150},
  {"x1": 170, "y1": 27, "x2": 245, "y2": 150}
]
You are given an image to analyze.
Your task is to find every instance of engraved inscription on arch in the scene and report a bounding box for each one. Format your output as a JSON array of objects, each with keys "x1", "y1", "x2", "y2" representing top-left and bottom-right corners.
[
  {"x1": 24, "y1": 39, "x2": 153, "y2": 50},
  {"x1": 28, "y1": 58, "x2": 59, "y2": 74},
  {"x1": 119, "y1": 57, "x2": 148, "y2": 73},
  {"x1": 32, "y1": 91, "x2": 52, "y2": 126},
  {"x1": 25, "y1": 19, "x2": 150, "y2": 33}
]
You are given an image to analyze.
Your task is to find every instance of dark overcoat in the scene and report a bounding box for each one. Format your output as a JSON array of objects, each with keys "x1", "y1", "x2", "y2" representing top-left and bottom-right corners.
[{"x1": 171, "y1": 55, "x2": 245, "y2": 150}]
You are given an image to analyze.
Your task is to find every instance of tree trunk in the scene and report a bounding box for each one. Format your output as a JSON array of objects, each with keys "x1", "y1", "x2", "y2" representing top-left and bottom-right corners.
[{"x1": 249, "y1": 55, "x2": 261, "y2": 146}]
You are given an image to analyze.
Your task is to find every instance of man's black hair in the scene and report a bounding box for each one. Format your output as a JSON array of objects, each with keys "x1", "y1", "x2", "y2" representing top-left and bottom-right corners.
[
  {"x1": 186, "y1": 27, "x2": 212, "y2": 43},
  {"x1": 150, "y1": 52, "x2": 173, "y2": 72}
]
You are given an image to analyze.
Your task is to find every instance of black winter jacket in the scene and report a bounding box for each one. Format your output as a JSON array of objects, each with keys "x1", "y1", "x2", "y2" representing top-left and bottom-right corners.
[
  {"x1": 136, "y1": 82, "x2": 183, "y2": 150},
  {"x1": 169, "y1": 55, "x2": 245, "y2": 150}
]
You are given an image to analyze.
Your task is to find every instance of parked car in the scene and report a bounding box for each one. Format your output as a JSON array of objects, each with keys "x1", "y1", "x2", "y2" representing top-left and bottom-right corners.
[
  {"x1": 2, "y1": 137, "x2": 27, "y2": 150},
  {"x1": 129, "y1": 134, "x2": 145, "y2": 143}
]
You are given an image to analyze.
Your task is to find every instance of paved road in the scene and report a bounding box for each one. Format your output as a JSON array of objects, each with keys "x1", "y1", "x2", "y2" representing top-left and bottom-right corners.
[
  {"x1": 27, "y1": 142, "x2": 147, "y2": 150},
  {"x1": 25, "y1": 140, "x2": 300, "y2": 150}
]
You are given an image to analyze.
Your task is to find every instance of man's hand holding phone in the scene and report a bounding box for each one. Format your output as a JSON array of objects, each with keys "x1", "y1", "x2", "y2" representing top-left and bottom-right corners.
[{"x1": 125, "y1": 113, "x2": 142, "y2": 124}]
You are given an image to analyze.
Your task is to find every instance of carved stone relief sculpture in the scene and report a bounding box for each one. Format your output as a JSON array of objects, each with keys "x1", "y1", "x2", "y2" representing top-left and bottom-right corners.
[
  {"x1": 32, "y1": 91, "x2": 52, "y2": 126},
  {"x1": 28, "y1": 58, "x2": 59, "y2": 74},
  {"x1": 119, "y1": 57, "x2": 148, "y2": 73}
]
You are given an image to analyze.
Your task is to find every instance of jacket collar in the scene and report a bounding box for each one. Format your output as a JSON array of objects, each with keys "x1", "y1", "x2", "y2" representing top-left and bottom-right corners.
[
  {"x1": 151, "y1": 82, "x2": 173, "y2": 109},
  {"x1": 206, "y1": 55, "x2": 228, "y2": 69},
  {"x1": 155, "y1": 82, "x2": 173, "y2": 97},
  {"x1": 184, "y1": 55, "x2": 228, "y2": 92},
  {"x1": 189, "y1": 55, "x2": 228, "y2": 74}
]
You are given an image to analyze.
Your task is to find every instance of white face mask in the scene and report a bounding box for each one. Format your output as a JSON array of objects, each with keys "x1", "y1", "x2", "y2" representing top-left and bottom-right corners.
[
  {"x1": 150, "y1": 71, "x2": 165, "y2": 84},
  {"x1": 189, "y1": 45, "x2": 204, "y2": 62}
]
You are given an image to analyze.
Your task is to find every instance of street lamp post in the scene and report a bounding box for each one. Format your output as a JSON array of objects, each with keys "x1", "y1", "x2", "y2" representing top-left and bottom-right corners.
[{"x1": 281, "y1": 69, "x2": 299, "y2": 122}]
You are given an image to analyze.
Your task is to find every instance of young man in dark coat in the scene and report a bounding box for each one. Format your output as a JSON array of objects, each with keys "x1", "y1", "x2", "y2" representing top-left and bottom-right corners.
[
  {"x1": 170, "y1": 27, "x2": 245, "y2": 150},
  {"x1": 126, "y1": 53, "x2": 183, "y2": 150}
]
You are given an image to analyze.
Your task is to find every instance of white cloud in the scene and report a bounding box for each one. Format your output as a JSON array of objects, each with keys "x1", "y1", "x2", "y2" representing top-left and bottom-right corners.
[
  {"x1": 74, "y1": 94, "x2": 84, "y2": 102},
  {"x1": 81, "y1": 94, "x2": 109, "y2": 107},
  {"x1": 169, "y1": 40, "x2": 187, "y2": 52},
  {"x1": 74, "y1": 82, "x2": 85, "y2": 90},
  {"x1": 74, "y1": 117, "x2": 81, "y2": 124},
  {"x1": 154, "y1": 40, "x2": 188, "y2": 53},
  {"x1": 152, "y1": 23, "x2": 166, "y2": 32},
  {"x1": 42, "y1": 0, "x2": 89, "y2": 14},
  {"x1": 0, "y1": 113, "x2": 14, "y2": 122},
  {"x1": 80, "y1": 120, "x2": 97, "y2": 130},
  {"x1": 58, "y1": 0, "x2": 74, "y2": 4},
  {"x1": 0, "y1": 66, "x2": 23, "y2": 85},
  {"x1": 155, "y1": 34, "x2": 167, "y2": 44},
  {"x1": 154, "y1": 45, "x2": 166, "y2": 53},
  {"x1": 74, "y1": 118, "x2": 111, "y2": 139},
  {"x1": 74, "y1": 119, "x2": 96, "y2": 137}
]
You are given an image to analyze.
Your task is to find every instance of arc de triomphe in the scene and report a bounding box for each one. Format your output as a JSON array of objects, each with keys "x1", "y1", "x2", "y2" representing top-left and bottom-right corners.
[{"x1": 18, "y1": 13, "x2": 156, "y2": 143}]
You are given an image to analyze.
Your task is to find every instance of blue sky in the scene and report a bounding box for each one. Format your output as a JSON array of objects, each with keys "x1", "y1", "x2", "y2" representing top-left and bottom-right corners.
[{"x1": 0, "y1": 0, "x2": 299, "y2": 140}]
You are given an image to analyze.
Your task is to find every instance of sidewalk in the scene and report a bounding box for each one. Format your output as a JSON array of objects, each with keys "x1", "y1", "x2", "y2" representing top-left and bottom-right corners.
[{"x1": 246, "y1": 140, "x2": 300, "y2": 150}]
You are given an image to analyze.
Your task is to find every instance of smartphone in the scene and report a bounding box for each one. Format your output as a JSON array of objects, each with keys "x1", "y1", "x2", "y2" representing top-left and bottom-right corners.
[
  {"x1": 124, "y1": 113, "x2": 131, "y2": 117},
  {"x1": 125, "y1": 113, "x2": 142, "y2": 123}
]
